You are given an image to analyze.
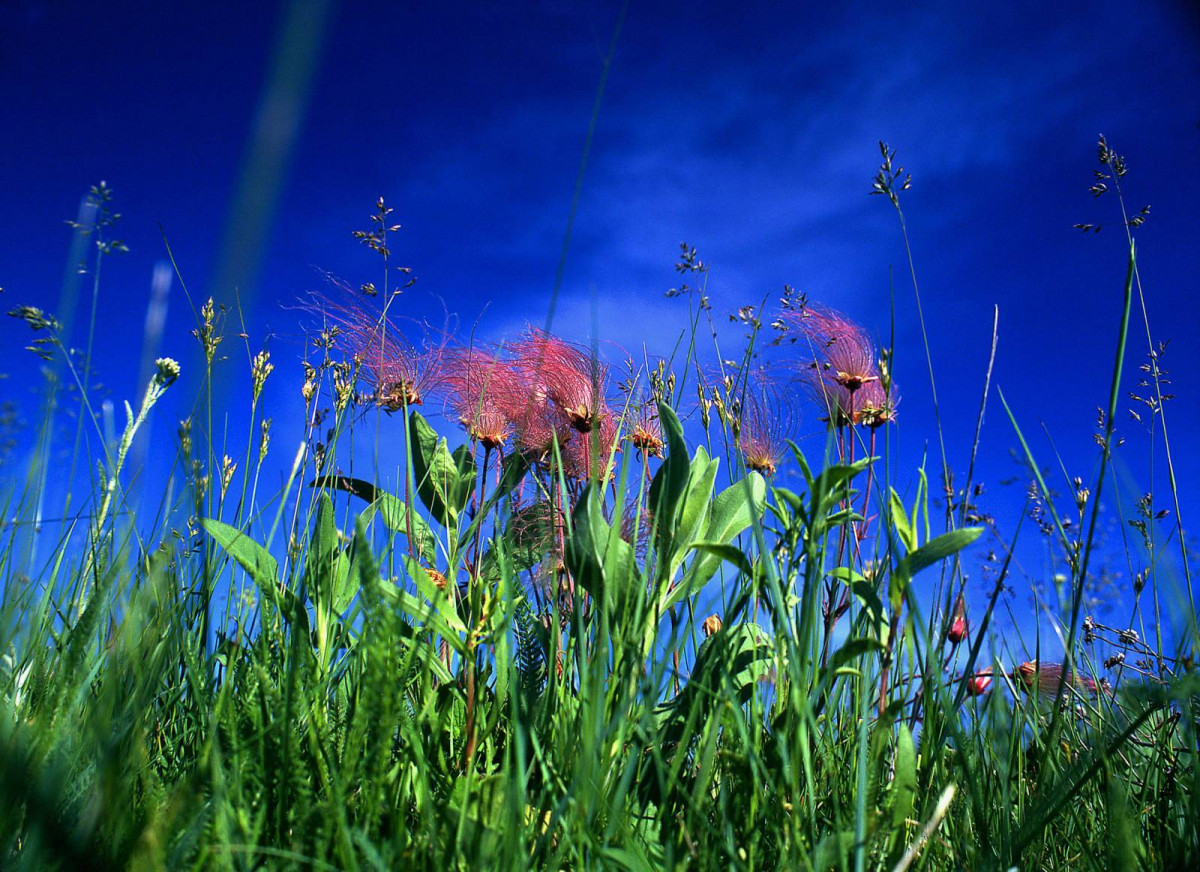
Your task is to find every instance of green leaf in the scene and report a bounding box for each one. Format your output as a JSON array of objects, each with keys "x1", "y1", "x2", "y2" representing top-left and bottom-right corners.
[
  {"x1": 891, "y1": 723, "x2": 918, "y2": 836},
  {"x1": 565, "y1": 485, "x2": 636, "y2": 607},
  {"x1": 202, "y1": 518, "x2": 307, "y2": 629},
  {"x1": 889, "y1": 488, "x2": 915, "y2": 552},
  {"x1": 648, "y1": 401, "x2": 689, "y2": 554},
  {"x1": 902, "y1": 527, "x2": 983, "y2": 576},
  {"x1": 683, "y1": 472, "x2": 766, "y2": 594},
  {"x1": 656, "y1": 623, "x2": 774, "y2": 740},
  {"x1": 689, "y1": 543, "x2": 753, "y2": 578},
  {"x1": 811, "y1": 637, "x2": 883, "y2": 707},
  {"x1": 311, "y1": 474, "x2": 436, "y2": 564},
  {"x1": 405, "y1": 556, "x2": 466, "y2": 635},
  {"x1": 302, "y1": 493, "x2": 339, "y2": 615},
  {"x1": 667, "y1": 447, "x2": 719, "y2": 579},
  {"x1": 890, "y1": 526, "x2": 983, "y2": 610},
  {"x1": 409, "y1": 410, "x2": 474, "y2": 526}
]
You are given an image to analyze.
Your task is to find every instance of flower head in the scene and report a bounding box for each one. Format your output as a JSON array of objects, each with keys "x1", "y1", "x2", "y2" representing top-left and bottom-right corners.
[
  {"x1": 625, "y1": 400, "x2": 664, "y2": 458},
  {"x1": 304, "y1": 284, "x2": 445, "y2": 412},
  {"x1": 562, "y1": 410, "x2": 620, "y2": 480},
  {"x1": 442, "y1": 348, "x2": 516, "y2": 449},
  {"x1": 514, "y1": 329, "x2": 609, "y2": 433},
  {"x1": 508, "y1": 388, "x2": 573, "y2": 466},
  {"x1": 784, "y1": 303, "x2": 896, "y2": 428},
  {"x1": 855, "y1": 378, "x2": 900, "y2": 429},
  {"x1": 736, "y1": 371, "x2": 794, "y2": 476}
]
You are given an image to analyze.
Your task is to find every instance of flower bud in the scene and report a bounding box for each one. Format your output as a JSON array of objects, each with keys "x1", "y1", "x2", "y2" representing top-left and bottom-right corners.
[
  {"x1": 966, "y1": 666, "x2": 993, "y2": 696},
  {"x1": 947, "y1": 593, "x2": 968, "y2": 645}
]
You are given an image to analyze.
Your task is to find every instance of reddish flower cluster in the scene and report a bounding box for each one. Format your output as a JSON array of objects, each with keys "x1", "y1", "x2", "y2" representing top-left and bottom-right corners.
[
  {"x1": 310, "y1": 286, "x2": 906, "y2": 486},
  {"x1": 784, "y1": 304, "x2": 898, "y2": 429},
  {"x1": 513, "y1": 329, "x2": 609, "y2": 434},
  {"x1": 441, "y1": 349, "x2": 517, "y2": 450}
]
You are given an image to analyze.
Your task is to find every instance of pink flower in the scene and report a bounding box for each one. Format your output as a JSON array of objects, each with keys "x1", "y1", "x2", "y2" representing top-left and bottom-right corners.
[
  {"x1": 442, "y1": 348, "x2": 517, "y2": 449},
  {"x1": 562, "y1": 410, "x2": 620, "y2": 480},
  {"x1": 624, "y1": 401, "x2": 664, "y2": 458},
  {"x1": 508, "y1": 388, "x2": 573, "y2": 466},
  {"x1": 737, "y1": 372, "x2": 793, "y2": 476},
  {"x1": 513, "y1": 329, "x2": 609, "y2": 433},
  {"x1": 304, "y1": 285, "x2": 445, "y2": 410},
  {"x1": 855, "y1": 378, "x2": 900, "y2": 429},
  {"x1": 783, "y1": 304, "x2": 897, "y2": 428}
]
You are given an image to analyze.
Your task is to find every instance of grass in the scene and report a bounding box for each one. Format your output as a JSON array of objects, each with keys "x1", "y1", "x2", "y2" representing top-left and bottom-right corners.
[{"x1": 0, "y1": 141, "x2": 1197, "y2": 871}]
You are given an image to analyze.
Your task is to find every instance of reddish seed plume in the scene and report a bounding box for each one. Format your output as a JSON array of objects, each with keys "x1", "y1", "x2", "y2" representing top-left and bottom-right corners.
[
  {"x1": 562, "y1": 410, "x2": 620, "y2": 480},
  {"x1": 507, "y1": 388, "x2": 573, "y2": 465},
  {"x1": 513, "y1": 329, "x2": 609, "y2": 433},
  {"x1": 305, "y1": 284, "x2": 445, "y2": 410},
  {"x1": 856, "y1": 378, "x2": 900, "y2": 429},
  {"x1": 787, "y1": 304, "x2": 879, "y2": 391},
  {"x1": 1015, "y1": 661, "x2": 1100, "y2": 696},
  {"x1": 442, "y1": 348, "x2": 516, "y2": 449},
  {"x1": 625, "y1": 401, "x2": 664, "y2": 458},
  {"x1": 737, "y1": 371, "x2": 793, "y2": 476},
  {"x1": 784, "y1": 304, "x2": 897, "y2": 428}
]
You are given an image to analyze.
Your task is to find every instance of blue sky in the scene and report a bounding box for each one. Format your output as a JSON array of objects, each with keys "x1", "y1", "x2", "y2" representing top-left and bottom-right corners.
[{"x1": 2, "y1": 0, "x2": 1198, "y2": 646}]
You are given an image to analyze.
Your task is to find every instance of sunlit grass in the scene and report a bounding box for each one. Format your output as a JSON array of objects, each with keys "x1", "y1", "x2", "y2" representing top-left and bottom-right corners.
[{"x1": 0, "y1": 142, "x2": 1196, "y2": 871}]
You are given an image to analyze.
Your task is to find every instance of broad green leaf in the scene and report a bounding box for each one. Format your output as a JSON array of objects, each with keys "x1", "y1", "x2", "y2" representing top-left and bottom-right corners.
[
  {"x1": 891, "y1": 723, "x2": 918, "y2": 834},
  {"x1": 648, "y1": 401, "x2": 689, "y2": 555},
  {"x1": 903, "y1": 527, "x2": 983, "y2": 576},
  {"x1": 565, "y1": 485, "x2": 636, "y2": 607},
  {"x1": 302, "y1": 493, "x2": 339, "y2": 615},
  {"x1": 655, "y1": 623, "x2": 774, "y2": 740},
  {"x1": 683, "y1": 472, "x2": 766, "y2": 594},
  {"x1": 410, "y1": 410, "x2": 474, "y2": 526},
  {"x1": 405, "y1": 556, "x2": 466, "y2": 635},
  {"x1": 202, "y1": 518, "x2": 307, "y2": 628},
  {"x1": 891, "y1": 526, "x2": 983, "y2": 610},
  {"x1": 667, "y1": 447, "x2": 718, "y2": 579},
  {"x1": 311, "y1": 474, "x2": 436, "y2": 564}
]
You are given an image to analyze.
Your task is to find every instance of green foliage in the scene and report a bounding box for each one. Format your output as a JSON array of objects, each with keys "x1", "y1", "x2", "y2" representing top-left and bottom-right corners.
[{"x1": 3, "y1": 169, "x2": 1196, "y2": 871}]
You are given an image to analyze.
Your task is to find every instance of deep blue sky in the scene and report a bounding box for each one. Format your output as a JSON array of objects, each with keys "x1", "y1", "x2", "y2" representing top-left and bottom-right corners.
[{"x1": 3, "y1": 0, "x2": 1198, "y2": 644}]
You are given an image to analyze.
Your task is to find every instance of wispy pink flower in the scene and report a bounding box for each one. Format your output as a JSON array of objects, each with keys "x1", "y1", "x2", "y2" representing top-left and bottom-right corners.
[
  {"x1": 304, "y1": 285, "x2": 445, "y2": 410},
  {"x1": 784, "y1": 304, "x2": 897, "y2": 428},
  {"x1": 855, "y1": 378, "x2": 900, "y2": 429},
  {"x1": 508, "y1": 389, "x2": 573, "y2": 465},
  {"x1": 787, "y1": 304, "x2": 879, "y2": 391},
  {"x1": 624, "y1": 400, "x2": 664, "y2": 459},
  {"x1": 737, "y1": 372, "x2": 794, "y2": 476},
  {"x1": 513, "y1": 329, "x2": 609, "y2": 433},
  {"x1": 442, "y1": 348, "x2": 517, "y2": 449},
  {"x1": 562, "y1": 410, "x2": 620, "y2": 480}
]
